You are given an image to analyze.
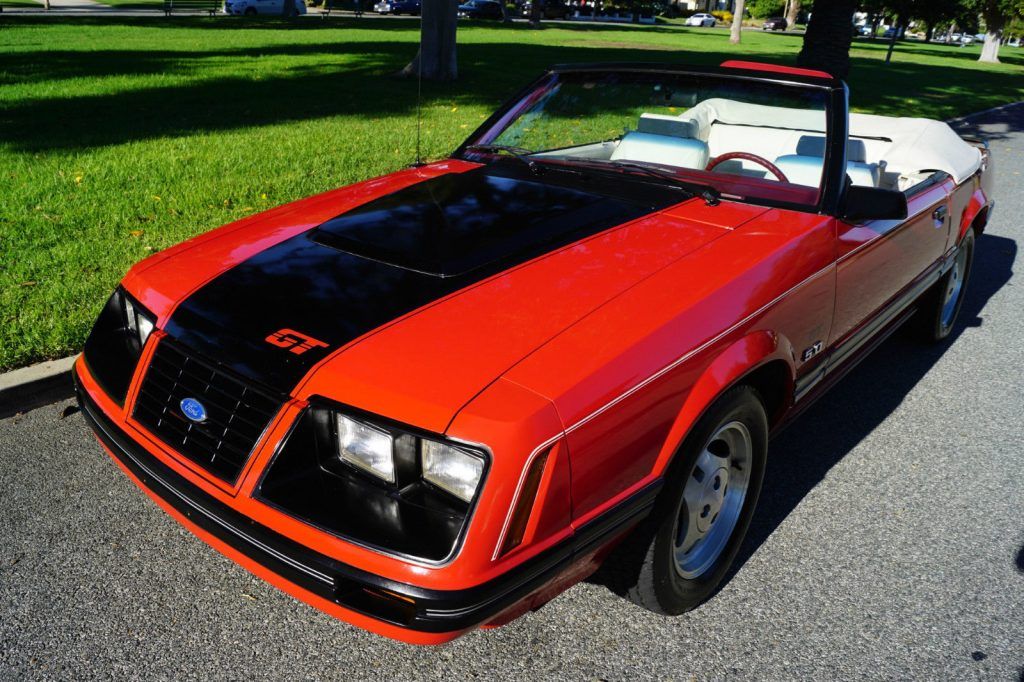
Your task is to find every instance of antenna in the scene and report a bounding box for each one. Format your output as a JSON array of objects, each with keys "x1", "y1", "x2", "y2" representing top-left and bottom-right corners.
[{"x1": 413, "y1": 50, "x2": 425, "y2": 167}]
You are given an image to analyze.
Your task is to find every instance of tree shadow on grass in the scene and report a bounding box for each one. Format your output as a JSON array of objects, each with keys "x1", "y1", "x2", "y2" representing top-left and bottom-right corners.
[
  {"x1": 0, "y1": 41, "x2": 789, "y2": 152},
  {"x1": 4, "y1": 36, "x2": 1024, "y2": 153},
  {"x1": 730, "y1": 231, "x2": 1017, "y2": 578}
]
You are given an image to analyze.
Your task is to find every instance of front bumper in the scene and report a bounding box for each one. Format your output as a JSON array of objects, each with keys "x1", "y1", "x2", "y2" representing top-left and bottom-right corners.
[{"x1": 75, "y1": 365, "x2": 658, "y2": 643}]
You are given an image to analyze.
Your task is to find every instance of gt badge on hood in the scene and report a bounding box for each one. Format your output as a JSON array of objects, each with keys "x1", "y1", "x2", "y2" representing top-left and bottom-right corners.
[{"x1": 265, "y1": 328, "x2": 329, "y2": 355}]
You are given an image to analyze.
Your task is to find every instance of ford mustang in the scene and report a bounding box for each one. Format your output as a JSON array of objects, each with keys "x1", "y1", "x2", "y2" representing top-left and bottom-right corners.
[{"x1": 74, "y1": 61, "x2": 994, "y2": 644}]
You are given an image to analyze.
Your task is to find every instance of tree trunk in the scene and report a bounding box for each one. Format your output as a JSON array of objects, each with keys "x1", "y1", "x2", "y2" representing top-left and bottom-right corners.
[
  {"x1": 884, "y1": 17, "x2": 899, "y2": 63},
  {"x1": 401, "y1": 0, "x2": 459, "y2": 81},
  {"x1": 978, "y1": 4, "x2": 1006, "y2": 63},
  {"x1": 282, "y1": 0, "x2": 296, "y2": 15},
  {"x1": 730, "y1": 0, "x2": 745, "y2": 44},
  {"x1": 529, "y1": 0, "x2": 541, "y2": 28},
  {"x1": 785, "y1": 0, "x2": 799, "y2": 28},
  {"x1": 924, "y1": 24, "x2": 933, "y2": 42},
  {"x1": 796, "y1": 0, "x2": 856, "y2": 78},
  {"x1": 980, "y1": 29, "x2": 1003, "y2": 62}
]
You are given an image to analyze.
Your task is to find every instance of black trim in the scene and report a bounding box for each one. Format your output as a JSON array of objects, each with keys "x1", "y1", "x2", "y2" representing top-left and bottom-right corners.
[{"x1": 75, "y1": 371, "x2": 659, "y2": 633}]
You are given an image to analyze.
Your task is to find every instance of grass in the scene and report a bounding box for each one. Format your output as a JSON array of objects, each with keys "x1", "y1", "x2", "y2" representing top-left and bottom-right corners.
[{"x1": 1, "y1": 17, "x2": 1022, "y2": 371}]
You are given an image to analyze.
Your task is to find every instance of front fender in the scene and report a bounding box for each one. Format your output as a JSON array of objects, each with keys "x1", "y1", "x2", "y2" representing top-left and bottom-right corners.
[{"x1": 650, "y1": 330, "x2": 794, "y2": 476}]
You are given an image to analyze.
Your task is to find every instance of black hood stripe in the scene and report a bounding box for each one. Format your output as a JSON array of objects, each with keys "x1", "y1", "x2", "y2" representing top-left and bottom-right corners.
[{"x1": 165, "y1": 163, "x2": 680, "y2": 393}]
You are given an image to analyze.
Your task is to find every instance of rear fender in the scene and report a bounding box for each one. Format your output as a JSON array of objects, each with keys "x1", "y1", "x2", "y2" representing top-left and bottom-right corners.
[
  {"x1": 650, "y1": 330, "x2": 794, "y2": 477},
  {"x1": 959, "y1": 187, "x2": 989, "y2": 240}
]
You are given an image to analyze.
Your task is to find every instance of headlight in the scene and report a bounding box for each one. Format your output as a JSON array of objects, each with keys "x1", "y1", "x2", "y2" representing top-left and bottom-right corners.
[
  {"x1": 259, "y1": 402, "x2": 490, "y2": 562},
  {"x1": 422, "y1": 440, "x2": 484, "y2": 503},
  {"x1": 337, "y1": 414, "x2": 395, "y2": 482},
  {"x1": 82, "y1": 288, "x2": 158, "y2": 405},
  {"x1": 123, "y1": 295, "x2": 156, "y2": 349},
  {"x1": 333, "y1": 412, "x2": 485, "y2": 504}
]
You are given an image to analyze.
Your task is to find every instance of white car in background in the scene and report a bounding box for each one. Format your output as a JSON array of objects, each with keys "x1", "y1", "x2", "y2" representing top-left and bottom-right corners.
[
  {"x1": 224, "y1": 0, "x2": 307, "y2": 15},
  {"x1": 685, "y1": 12, "x2": 716, "y2": 27}
]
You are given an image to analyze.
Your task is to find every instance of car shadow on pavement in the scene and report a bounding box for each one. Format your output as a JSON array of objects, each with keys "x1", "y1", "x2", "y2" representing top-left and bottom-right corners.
[{"x1": 728, "y1": 231, "x2": 1017, "y2": 579}]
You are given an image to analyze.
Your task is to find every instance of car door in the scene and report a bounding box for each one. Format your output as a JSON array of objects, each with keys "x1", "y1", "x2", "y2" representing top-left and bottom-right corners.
[{"x1": 828, "y1": 176, "x2": 953, "y2": 364}]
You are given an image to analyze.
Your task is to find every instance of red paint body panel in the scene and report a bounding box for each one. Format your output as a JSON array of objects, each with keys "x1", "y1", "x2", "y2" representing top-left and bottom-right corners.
[
  {"x1": 720, "y1": 59, "x2": 834, "y2": 80},
  {"x1": 75, "y1": 72, "x2": 995, "y2": 642}
]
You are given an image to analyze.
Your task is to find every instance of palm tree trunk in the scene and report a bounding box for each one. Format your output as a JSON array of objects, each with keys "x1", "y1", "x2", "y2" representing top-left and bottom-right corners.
[
  {"x1": 796, "y1": 0, "x2": 856, "y2": 78},
  {"x1": 730, "y1": 0, "x2": 745, "y2": 44}
]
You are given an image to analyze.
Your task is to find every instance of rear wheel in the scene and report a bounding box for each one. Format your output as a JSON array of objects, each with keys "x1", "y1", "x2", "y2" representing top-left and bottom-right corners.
[
  {"x1": 918, "y1": 229, "x2": 975, "y2": 342},
  {"x1": 601, "y1": 385, "x2": 768, "y2": 614}
]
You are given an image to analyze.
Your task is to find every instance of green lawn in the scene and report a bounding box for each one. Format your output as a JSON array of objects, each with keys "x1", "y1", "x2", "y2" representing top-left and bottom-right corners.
[{"x1": 1, "y1": 17, "x2": 1022, "y2": 371}]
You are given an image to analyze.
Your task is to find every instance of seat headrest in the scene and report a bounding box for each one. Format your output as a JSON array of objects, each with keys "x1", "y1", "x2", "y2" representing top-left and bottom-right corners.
[
  {"x1": 637, "y1": 114, "x2": 698, "y2": 139},
  {"x1": 795, "y1": 135, "x2": 868, "y2": 162}
]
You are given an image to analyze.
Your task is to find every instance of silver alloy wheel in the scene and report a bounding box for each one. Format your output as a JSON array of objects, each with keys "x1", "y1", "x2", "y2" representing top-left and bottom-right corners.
[
  {"x1": 940, "y1": 243, "x2": 969, "y2": 328},
  {"x1": 673, "y1": 421, "x2": 753, "y2": 579}
]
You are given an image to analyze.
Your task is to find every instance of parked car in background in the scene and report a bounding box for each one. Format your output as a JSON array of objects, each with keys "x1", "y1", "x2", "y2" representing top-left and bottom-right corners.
[
  {"x1": 686, "y1": 12, "x2": 716, "y2": 27},
  {"x1": 521, "y1": 0, "x2": 568, "y2": 19},
  {"x1": 458, "y1": 0, "x2": 502, "y2": 18},
  {"x1": 373, "y1": 0, "x2": 420, "y2": 14},
  {"x1": 882, "y1": 26, "x2": 898, "y2": 38},
  {"x1": 856, "y1": 24, "x2": 874, "y2": 36},
  {"x1": 223, "y1": 0, "x2": 306, "y2": 14},
  {"x1": 761, "y1": 16, "x2": 787, "y2": 31}
]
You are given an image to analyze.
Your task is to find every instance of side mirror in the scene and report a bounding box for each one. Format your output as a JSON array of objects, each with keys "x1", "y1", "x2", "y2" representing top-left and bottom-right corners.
[{"x1": 840, "y1": 184, "x2": 908, "y2": 223}]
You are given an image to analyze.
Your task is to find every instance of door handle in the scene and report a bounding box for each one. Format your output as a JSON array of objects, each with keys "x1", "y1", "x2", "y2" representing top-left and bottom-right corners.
[{"x1": 932, "y1": 205, "x2": 948, "y2": 224}]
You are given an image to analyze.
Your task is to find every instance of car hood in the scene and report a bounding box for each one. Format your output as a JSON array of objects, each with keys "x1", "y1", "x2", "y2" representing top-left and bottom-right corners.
[{"x1": 132, "y1": 162, "x2": 764, "y2": 433}]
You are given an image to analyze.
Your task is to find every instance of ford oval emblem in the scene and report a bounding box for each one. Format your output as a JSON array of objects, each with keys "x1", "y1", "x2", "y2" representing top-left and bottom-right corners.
[{"x1": 179, "y1": 397, "x2": 208, "y2": 423}]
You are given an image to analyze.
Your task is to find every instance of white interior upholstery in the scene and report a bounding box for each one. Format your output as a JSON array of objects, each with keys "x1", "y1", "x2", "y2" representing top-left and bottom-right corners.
[
  {"x1": 774, "y1": 154, "x2": 881, "y2": 187},
  {"x1": 611, "y1": 113, "x2": 709, "y2": 170},
  {"x1": 673, "y1": 98, "x2": 982, "y2": 188}
]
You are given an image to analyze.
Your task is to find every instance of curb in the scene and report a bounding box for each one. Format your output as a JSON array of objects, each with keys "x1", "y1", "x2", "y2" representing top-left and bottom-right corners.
[{"x1": 0, "y1": 355, "x2": 77, "y2": 419}]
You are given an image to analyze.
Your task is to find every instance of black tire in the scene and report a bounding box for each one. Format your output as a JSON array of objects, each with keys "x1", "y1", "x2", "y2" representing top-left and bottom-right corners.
[
  {"x1": 244, "y1": 6, "x2": 256, "y2": 14},
  {"x1": 917, "y1": 228, "x2": 975, "y2": 342},
  {"x1": 599, "y1": 385, "x2": 768, "y2": 615}
]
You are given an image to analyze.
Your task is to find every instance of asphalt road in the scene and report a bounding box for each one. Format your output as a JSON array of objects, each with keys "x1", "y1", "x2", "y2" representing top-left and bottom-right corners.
[{"x1": 2, "y1": 106, "x2": 1023, "y2": 681}]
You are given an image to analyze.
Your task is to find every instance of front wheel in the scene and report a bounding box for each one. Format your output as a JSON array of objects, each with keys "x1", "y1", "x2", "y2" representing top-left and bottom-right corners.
[
  {"x1": 918, "y1": 229, "x2": 975, "y2": 342},
  {"x1": 601, "y1": 385, "x2": 768, "y2": 615}
]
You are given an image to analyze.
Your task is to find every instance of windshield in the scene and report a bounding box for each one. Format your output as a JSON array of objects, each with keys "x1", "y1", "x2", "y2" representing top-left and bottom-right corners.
[{"x1": 458, "y1": 70, "x2": 832, "y2": 209}]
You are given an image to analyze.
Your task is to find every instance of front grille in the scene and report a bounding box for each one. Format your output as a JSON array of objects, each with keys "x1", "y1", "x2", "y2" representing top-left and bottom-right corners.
[{"x1": 133, "y1": 339, "x2": 282, "y2": 484}]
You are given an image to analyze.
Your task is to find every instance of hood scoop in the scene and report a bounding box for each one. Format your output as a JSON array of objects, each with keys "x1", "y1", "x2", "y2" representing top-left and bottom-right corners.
[{"x1": 311, "y1": 164, "x2": 659, "y2": 278}]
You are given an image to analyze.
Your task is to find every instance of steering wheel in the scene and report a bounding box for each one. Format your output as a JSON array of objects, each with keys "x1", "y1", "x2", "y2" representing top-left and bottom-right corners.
[{"x1": 706, "y1": 152, "x2": 789, "y2": 183}]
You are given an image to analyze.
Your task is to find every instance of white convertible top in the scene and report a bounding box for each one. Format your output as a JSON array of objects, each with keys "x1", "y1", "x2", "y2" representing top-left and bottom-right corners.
[
  {"x1": 679, "y1": 99, "x2": 982, "y2": 184},
  {"x1": 848, "y1": 113, "x2": 981, "y2": 184}
]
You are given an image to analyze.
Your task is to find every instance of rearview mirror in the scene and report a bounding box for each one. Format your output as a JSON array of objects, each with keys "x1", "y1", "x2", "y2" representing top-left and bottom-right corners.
[{"x1": 840, "y1": 184, "x2": 908, "y2": 223}]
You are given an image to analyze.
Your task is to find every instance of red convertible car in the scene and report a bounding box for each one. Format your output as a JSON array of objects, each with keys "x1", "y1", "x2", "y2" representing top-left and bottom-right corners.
[{"x1": 75, "y1": 61, "x2": 994, "y2": 644}]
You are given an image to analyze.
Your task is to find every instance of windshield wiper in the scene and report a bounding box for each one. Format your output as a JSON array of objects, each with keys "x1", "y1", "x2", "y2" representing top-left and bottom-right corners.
[
  {"x1": 605, "y1": 160, "x2": 721, "y2": 206},
  {"x1": 463, "y1": 144, "x2": 545, "y2": 175},
  {"x1": 568, "y1": 158, "x2": 720, "y2": 206}
]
